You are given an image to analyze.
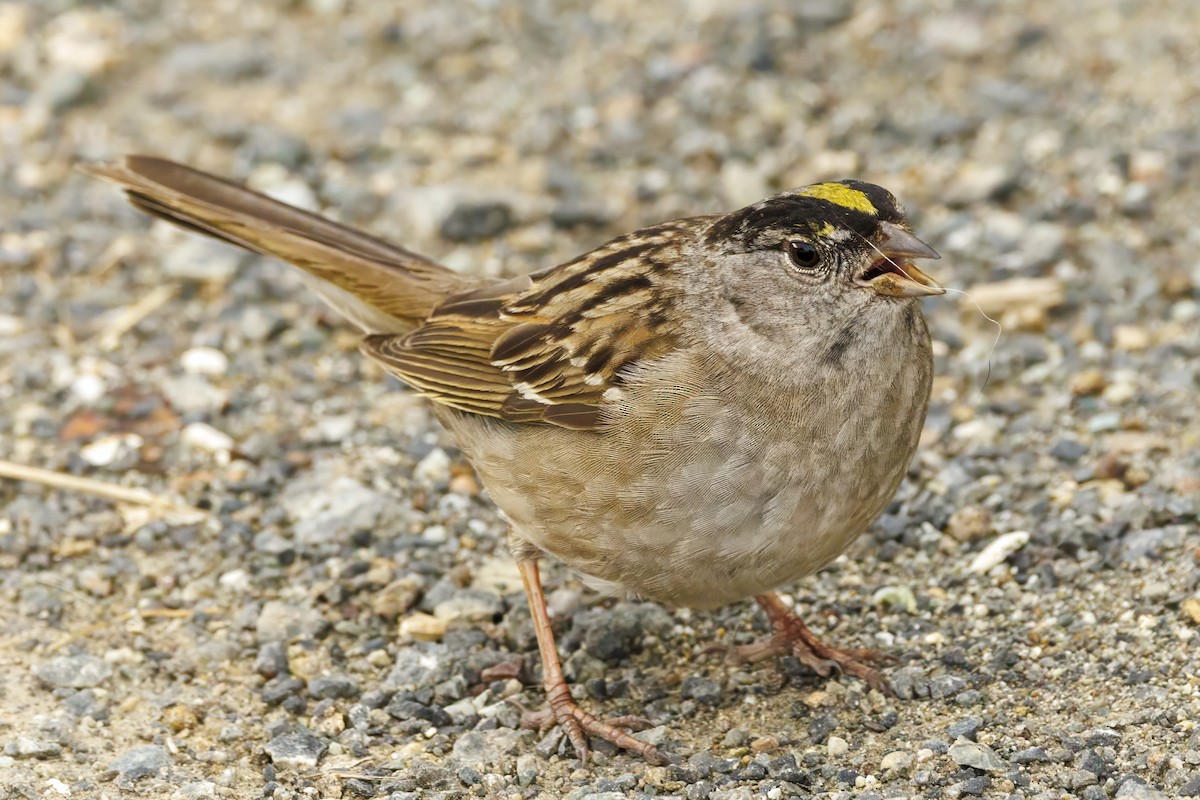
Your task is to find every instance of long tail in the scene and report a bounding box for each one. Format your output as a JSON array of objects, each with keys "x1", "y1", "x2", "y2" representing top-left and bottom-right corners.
[{"x1": 81, "y1": 155, "x2": 469, "y2": 333}]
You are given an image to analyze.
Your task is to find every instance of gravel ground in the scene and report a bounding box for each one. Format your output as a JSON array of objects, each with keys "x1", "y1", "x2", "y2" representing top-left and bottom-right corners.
[{"x1": 2, "y1": 1, "x2": 1200, "y2": 798}]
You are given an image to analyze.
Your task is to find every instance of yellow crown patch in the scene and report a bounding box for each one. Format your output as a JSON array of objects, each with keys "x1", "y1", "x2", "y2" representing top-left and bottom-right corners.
[{"x1": 799, "y1": 184, "x2": 877, "y2": 215}]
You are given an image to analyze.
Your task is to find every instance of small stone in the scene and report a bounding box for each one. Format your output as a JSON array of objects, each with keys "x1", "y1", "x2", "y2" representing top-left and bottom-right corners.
[
  {"x1": 516, "y1": 753, "x2": 539, "y2": 786},
  {"x1": 947, "y1": 506, "x2": 992, "y2": 543},
  {"x1": 254, "y1": 641, "x2": 289, "y2": 677},
  {"x1": 1116, "y1": 779, "x2": 1168, "y2": 799},
  {"x1": 1050, "y1": 439, "x2": 1089, "y2": 463},
  {"x1": 108, "y1": 745, "x2": 170, "y2": 783},
  {"x1": 968, "y1": 531, "x2": 1029, "y2": 573},
  {"x1": 256, "y1": 600, "x2": 327, "y2": 643},
  {"x1": 1113, "y1": 325, "x2": 1151, "y2": 351},
  {"x1": 413, "y1": 447, "x2": 451, "y2": 485},
  {"x1": 872, "y1": 585, "x2": 917, "y2": 614},
  {"x1": 173, "y1": 781, "x2": 217, "y2": 799},
  {"x1": 680, "y1": 675, "x2": 722, "y2": 706},
  {"x1": 827, "y1": 736, "x2": 849, "y2": 757},
  {"x1": 180, "y1": 346, "x2": 229, "y2": 375},
  {"x1": 1178, "y1": 774, "x2": 1200, "y2": 797},
  {"x1": 432, "y1": 590, "x2": 503, "y2": 623},
  {"x1": 948, "y1": 737, "x2": 1006, "y2": 772},
  {"x1": 750, "y1": 735, "x2": 779, "y2": 753},
  {"x1": 890, "y1": 666, "x2": 930, "y2": 699},
  {"x1": 34, "y1": 654, "x2": 112, "y2": 688},
  {"x1": 947, "y1": 717, "x2": 982, "y2": 740},
  {"x1": 264, "y1": 732, "x2": 327, "y2": 770},
  {"x1": 929, "y1": 675, "x2": 967, "y2": 698},
  {"x1": 723, "y1": 728, "x2": 751, "y2": 748},
  {"x1": 1181, "y1": 597, "x2": 1200, "y2": 625},
  {"x1": 440, "y1": 201, "x2": 514, "y2": 242},
  {"x1": 181, "y1": 422, "x2": 234, "y2": 454},
  {"x1": 1012, "y1": 746, "x2": 1049, "y2": 764},
  {"x1": 370, "y1": 576, "x2": 422, "y2": 619},
  {"x1": 400, "y1": 612, "x2": 447, "y2": 642},
  {"x1": 880, "y1": 750, "x2": 912, "y2": 772},
  {"x1": 4, "y1": 736, "x2": 62, "y2": 759},
  {"x1": 308, "y1": 674, "x2": 360, "y2": 699},
  {"x1": 162, "y1": 705, "x2": 199, "y2": 732}
]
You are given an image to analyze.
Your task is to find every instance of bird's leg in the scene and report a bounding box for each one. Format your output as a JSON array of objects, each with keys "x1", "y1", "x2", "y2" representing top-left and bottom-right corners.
[
  {"x1": 736, "y1": 591, "x2": 895, "y2": 694},
  {"x1": 515, "y1": 556, "x2": 666, "y2": 765}
]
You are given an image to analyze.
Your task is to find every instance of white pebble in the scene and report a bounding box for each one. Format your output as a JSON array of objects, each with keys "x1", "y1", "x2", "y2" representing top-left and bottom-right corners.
[
  {"x1": 414, "y1": 447, "x2": 451, "y2": 485},
  {"x1": 181, "y1": 346, "x2": 229, "y2": 376},
  {"x1": 71, "y1": 373, "x2": 107, "y2": 403},
  {"x1": 827, "y1": 736, "x2": 849, "y2": 756},
  {"x1": 80, "y1": 433, "x2": 141, "y2": 467},
  {"x1": 969, "y1": 531, "x2": 1030, "y2": 574},
  {"x1": 182, "y1": 422, "x2": 234, "y2": 453}
]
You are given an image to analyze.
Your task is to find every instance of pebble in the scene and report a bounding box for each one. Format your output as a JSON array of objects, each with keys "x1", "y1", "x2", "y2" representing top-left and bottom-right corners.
[
  {"x1": 180, "y1": 346, "x2": 230, "y2": 375},
  {"x1": 255, "y1": 600, "x2": 327, "y2": 643},
  {"x1": 181, "y1": 421, "x2": 234, "y2": 454},
  {"x1": 827, "y1": 736, "x2": 849, "y2": 757},
  {"x1": 881, "y1": 750, "x2": 913, "y2": 772},
  {"x1": 400, "y1": 612, "x2": 448, "y2": 642},
  {"x1": 34, "y1": 654, "x2": 112, "y2": 688},
  {"x1": 432, "y1": 589, "x2": 504, "y2": 623},
  {"x1": 264, "y1": 732, "x2": 328, "y2": 770},
  {"x1": 968, "y1": 531, "x2": 1030, "y2": 573},
  {"x1": 282, "y1": 475, "x2": 392, "y2": 547},
  {"x1": 108, "y1": 745, "x2": 170, "y2": 784},
  {"x1": 4, "y1": 735, "x2": 63, "y2": 759},
  {"x1": 440, "y1": 201, "x2": 514, "y2": 242},
  {"x1": 948, "y1": 738, "x2": 1006, "y2": 772}
]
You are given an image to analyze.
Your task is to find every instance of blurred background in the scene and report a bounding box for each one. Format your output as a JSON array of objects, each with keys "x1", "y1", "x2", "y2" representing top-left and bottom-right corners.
[{"x1": 1, "y1": 0, "x2": 1198, "y2": 797}]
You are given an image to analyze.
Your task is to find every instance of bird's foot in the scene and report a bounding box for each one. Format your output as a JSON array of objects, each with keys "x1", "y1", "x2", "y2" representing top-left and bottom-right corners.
[
  {"x1": 519, "y1": 685, "x2": 665, "y2": 765},
  {"x1": 739, "y1": 592, "x2": 896, "y2": 695}
]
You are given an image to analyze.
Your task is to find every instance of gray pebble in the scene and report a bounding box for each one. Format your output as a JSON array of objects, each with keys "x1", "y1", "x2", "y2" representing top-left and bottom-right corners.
[
  {"x1": 1116, "y1": 778, "x2": 1168, "y2": 799},
  {"x1": 308, "y1": 674, "x2": 360, "y2": 700},
  {"x1": 440, "y1": 202, "x2": 514, "y2": 242},
  {"x1": 948, "y1": 737, "x2": 1006, "y2": 772},
  {"x1": 929, "y1": 675, "x2": 967, "y2": 698},
  {"x1": 255, "y1": 600, "x2": 327, "y2": 643},
  {"x1": 681, "y1": 675, "x2": 722, "y2": 706},
  {"x1": 107, "y1": 745, "x2": 170, "y2": 783},
  {"x1": 4, "y1": 736, "x2": 62, "y2": 759},
  {"x1": 254, "y1": 641, "x2": 289, "y2": 677},
  {"x1": 264, "y1": 732, "x2": 327, "y2": 770},
  {"x1": 947, "y1": 717, "x2": 982, "y2": 740},
  {"x1": 890, "y1": 666, "x2": 930, "y2": 700},
  {"x1": 34, "y1": 654, "x2": 112, "y2": 689},
  {"x1": 516, "y1": 752, "x2": 539, "y2": 786}
]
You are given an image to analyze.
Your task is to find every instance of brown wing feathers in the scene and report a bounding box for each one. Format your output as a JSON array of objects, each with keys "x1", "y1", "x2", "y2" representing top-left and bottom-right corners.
[{"x1": 85, "y1": 155, "x2": 690, "y2": 431}]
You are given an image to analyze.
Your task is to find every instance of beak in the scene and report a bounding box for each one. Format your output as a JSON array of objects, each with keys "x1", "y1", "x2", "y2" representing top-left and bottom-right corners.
[{"x1": 858, "y1": 221, "x2": 945, "y2": 298}]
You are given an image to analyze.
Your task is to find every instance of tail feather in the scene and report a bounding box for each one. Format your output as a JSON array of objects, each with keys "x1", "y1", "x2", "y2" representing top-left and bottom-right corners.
[{"x1": 81, "y1": 155, "x2": 468, "y2": 333}]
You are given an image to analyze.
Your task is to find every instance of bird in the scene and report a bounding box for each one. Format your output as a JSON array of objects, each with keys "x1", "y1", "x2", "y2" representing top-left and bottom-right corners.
[{"x1": 84, "y1": 155, "x2": 944, "y2": 765}]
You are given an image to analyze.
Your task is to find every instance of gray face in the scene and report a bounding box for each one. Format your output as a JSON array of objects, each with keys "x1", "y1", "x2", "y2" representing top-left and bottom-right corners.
[{"x1": 678, "y1": 181, "x2": 942, "y2": 384}]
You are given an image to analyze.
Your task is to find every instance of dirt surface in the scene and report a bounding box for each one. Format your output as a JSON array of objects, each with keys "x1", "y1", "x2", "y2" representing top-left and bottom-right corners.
[{"x1": 1, "y1": 1, "x2": 1199, "y2": 798}]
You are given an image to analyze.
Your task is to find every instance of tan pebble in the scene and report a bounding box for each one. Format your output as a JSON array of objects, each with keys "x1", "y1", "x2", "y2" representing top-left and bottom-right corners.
[
  {"x1": 1113, "y1": 325, "x2": 1151, "y2": 351},
  {"x1": 1182, "y1": 597, "x2": 1200, "y2": 625},
  {"x1": 163, "y1": 705, "x2": 199, "y2": 732},
  {"x1": 947, "y1": 505, "x2": 992, "y2": 543},
  {"x1": 449, "y1": 473, "x2": 479, "y2": 496},
  {"x1": 400, "y1": 612, "x2": 446, "y2": 642},
  {"x1": 1071, "y1": 370, "x2": 1107, "y2": 397},
  {"x1": 371, "y1": 576, "x2": 422, "y2": 619},
  {"x1": 750, "y1": 736, "x2": 778, "y2": 753},
  {"x1": 803, "y1": 690, "x2": 830, "y2": 708}
]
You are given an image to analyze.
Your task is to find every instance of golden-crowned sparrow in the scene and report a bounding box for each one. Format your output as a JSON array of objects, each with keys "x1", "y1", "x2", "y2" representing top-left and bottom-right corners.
[{"x1": 84, "y1": 156, "x2": 943, "y2": 765}]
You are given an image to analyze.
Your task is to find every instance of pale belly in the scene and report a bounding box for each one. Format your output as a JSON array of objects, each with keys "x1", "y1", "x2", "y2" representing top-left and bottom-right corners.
[{"x1": 439, "y1": 340, "x2": 931, "y2": 610}]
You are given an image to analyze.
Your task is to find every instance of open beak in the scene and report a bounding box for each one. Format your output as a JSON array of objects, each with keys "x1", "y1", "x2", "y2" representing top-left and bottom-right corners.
[{"x1": 858, "y1": 221, "x2": 945, "y2": 298}]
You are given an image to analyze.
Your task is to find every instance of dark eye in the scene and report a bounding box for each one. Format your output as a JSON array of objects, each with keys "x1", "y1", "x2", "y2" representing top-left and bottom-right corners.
[{"x1": 786, "y1": 240, "x2": 820, "y2": 269}]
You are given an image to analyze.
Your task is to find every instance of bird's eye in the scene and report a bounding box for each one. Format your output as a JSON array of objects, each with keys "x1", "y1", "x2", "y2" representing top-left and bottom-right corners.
[{"x1": 786, "y1": 240, "x2": 820, "y2": 269}]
